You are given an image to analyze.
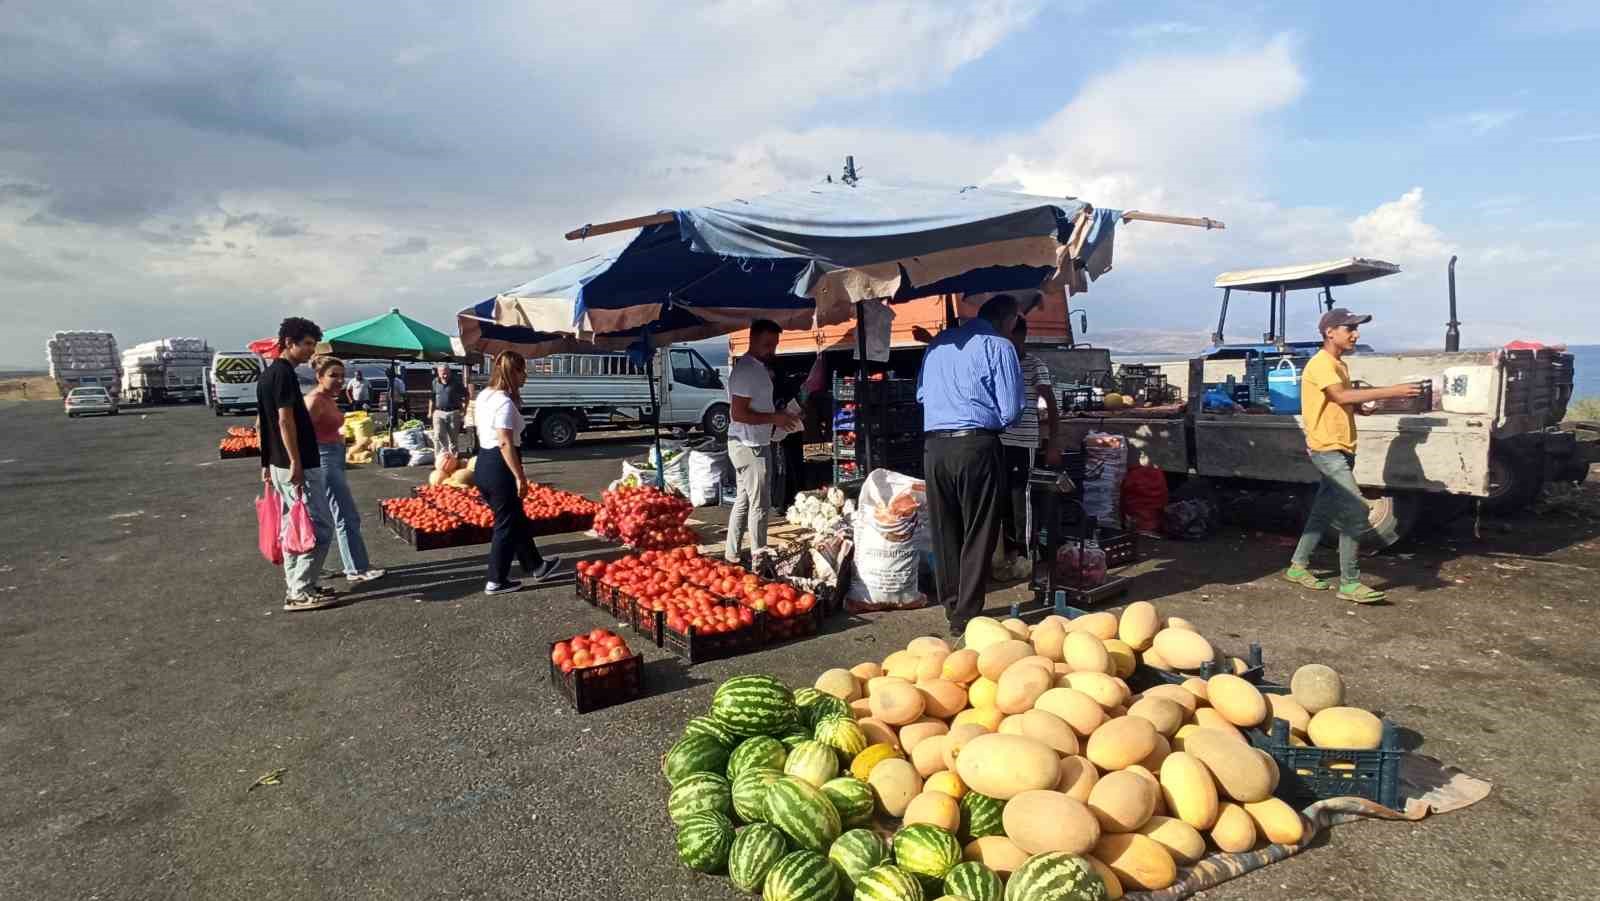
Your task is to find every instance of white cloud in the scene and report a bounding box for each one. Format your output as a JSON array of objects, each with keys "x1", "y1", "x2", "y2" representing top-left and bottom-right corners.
[
  {"x1": 1544, "y1": 133, "x2": 1600, "y2": 144},
  {"x1": 432, "y1": 246, "x2": 555, "y2": 273},
  {"x1": 1122, "y1": 21, "x2": 1207, "y2": 39},
  {"x1": 1349, "y1": 188, "x2": 1449, "y2": 261},
  {"x1": 1437, "y1": 109, "x2": 1520, "y2": 136}
]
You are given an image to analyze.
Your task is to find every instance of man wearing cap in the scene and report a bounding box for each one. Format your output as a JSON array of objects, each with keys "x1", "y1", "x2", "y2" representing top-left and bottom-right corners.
[{"x1": 1285, "y1": 309, "x2": 1422, "y2": 603}]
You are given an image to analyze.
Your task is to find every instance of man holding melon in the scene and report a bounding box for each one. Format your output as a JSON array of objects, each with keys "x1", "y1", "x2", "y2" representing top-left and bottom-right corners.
[{"x1": 1285, "y1": 309, "x2": 1422, "y2": 603}]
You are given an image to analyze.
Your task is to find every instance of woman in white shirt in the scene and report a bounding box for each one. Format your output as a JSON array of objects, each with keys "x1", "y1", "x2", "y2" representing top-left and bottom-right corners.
[{"x1": 474, "y1": 351, "x2": 559, "y2": 594}]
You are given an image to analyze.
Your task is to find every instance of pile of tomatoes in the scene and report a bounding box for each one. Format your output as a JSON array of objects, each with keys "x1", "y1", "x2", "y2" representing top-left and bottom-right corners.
[
  {"x1": 381, "y1": 497, "x2": 462, "y2": 534},
  {"x1": 577, "y1": 547, "x2": 816, "y2": 624},
  {"x1": 550, "y1": 628, "x2": 633, "y2": 672},
  {"x1": 522, "y1": 484, "x2": 601, "y2": 527},
  {"x1": 415, "y1": 485, "x2": 495, "y2": 528},
  {"x1": 219, "y1": 427, "x2": 260, "y2": 454},
  {"x1": 592, "y1": 484, "x2": 696, "y2": 549}
]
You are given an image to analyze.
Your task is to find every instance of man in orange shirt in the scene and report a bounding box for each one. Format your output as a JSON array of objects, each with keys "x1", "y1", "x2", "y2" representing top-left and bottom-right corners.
[{"x1": 1285, "y1": 309, "x2": 1421, "y2": 603}]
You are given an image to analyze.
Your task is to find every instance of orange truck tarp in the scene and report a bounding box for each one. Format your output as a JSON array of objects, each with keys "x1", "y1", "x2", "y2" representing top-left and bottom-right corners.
[{"x1": 728, "y1": 292, "x2": 1074, "y2": 358}]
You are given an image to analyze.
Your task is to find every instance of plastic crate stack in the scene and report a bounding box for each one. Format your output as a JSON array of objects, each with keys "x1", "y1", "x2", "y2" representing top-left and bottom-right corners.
[{"x1": 832, "y1": 376, "x2": 923, "y2": 485}]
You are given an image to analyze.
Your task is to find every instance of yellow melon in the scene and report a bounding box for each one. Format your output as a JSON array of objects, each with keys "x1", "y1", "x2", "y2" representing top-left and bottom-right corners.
[
  {"x1": 968, "y1": 677, "x2": 1000, "y2": 710},
  {"x1": 1085, "y1": 854, "x2": 1124, "y2": 899},
  {"x1": 1136, "y1": 815, "x2": 1207, "y2": 864},
  {"x1": 1183, "y1": 729, "x2": 1274, "y2": 802},
  {"x1": 995, "y1": 662, "x2": 1053, "y2": 714},
  {"x1": 1135, "y1": 732, "x2": 1171, "y2": 773},
  {"x1": 1180, "y1": 677, "x2": 1210, "y2": 705},
  {"x1": 1141, "y1": 684, "x2": 1199, "y2": 716},
  {"x1": 1289, "y1": 663, "x2": 1345, "y2": 714},
  {"x1": 907, "y1": 636, "x2": 952, "y2": 657},
  {"x1": 1243, "y1": 796, "x2": 1304, "y2": 844},
  {"x1": 998, "y1": 708, "x2": 1080, "y2": 756},
  {"x1": 1069, "y1": 611, "x2": 1119, "y2": 640},
  {"x1": 954, "y1": 733, "x2": 1060, "y2": 800},
  {"x1": 1057, "y1": 755, "x2": 1100, "y2": 802},
  {"x1": 900, "y1": 720, "x2": 949, "y2": 755},
  {"x1": 1158, "y1": 751, "x2": 1219, "y2": 830},
  {"x1": 952, "y1": 707, "x2": 1004, "y2": 733},
  {"x1": 1085, "y1": 716, "x2": 1158, "y2": 771},
  {"x1": 1102, "y1": 639, "x2": 1137, "y2": 678},
  {"x1": 814, "y1": 668, "x2": 860, "y2": 701},
  {"x1": 926, "y1": 770, "x2": 966, "y2": 799},
  {"x1": 942, "y1": 723, "x2": 991, "y2": 772},
  {"x1": 1192, "y1": 708, "x2": 1246, "y2": 743},
  {"x1": 916, "y1": 679, "x2": 968, "y2": 720},
  {"x1": 903, "y1": 790, "x2": 961, "y2": 831},
  {"x1": 868, "y1": 679, "x2": 926, "y2": 726},
  {"x1": 1307, "y1": 706, "x2": 1383, "y2": 749},
  {"x1": 851, "y1": 661, "x2": 883, "y2": 682},
  {"x1": 977, "y1": 640, "x2": 1034, "y2": 681},
  {"x1": 1035, "y1": 687, "x2": 1107, "y2": 737},
  {"x1": 882, "y1": 650, "x2": 921, "y2": 681},
  {"x1": 1065, "y1": 671, "x2": 1128, "y2": 710},
  {"x1": 1093, "y1": 832, "x2": 1178, "y2": 891},
  {"x1": 1210, "y1": 802, "x2": 1257, "y2": 852},
  {"x1": 962, "y1": 617, "x2": 1014, "y2": 654},
  {"x1": 1266, "y1": 693, "x2": 1312, "y2": 736},
  {"x1": 1031, "y1": 620, "x2": 1068, "y2": 662},
  {"x1": 1151, "y1": 629, "x2": 1215, "y2": 671},
  {"x1": 911, "y1": 734, "x2": 951, "y2": 778},
  {"x1": 915, "y1": 651, "x2": 950, "y2": 683},
  {"x1": 857, "y1": 717, "x2": 899, "y2": 749},
  {"x1": 1086, "y1": 770, "x2": 1157, "y2": 833},
  {"x1": 1207, "y1": 674, "x2": 1268, "y2": 728},
  {"x1": 1117, "y1": 601, "x2": 1161, "y2": 650},
  {"x1": 1003, "y1": 789, "x2": 1102, "y2": 855},
  {"x1": 1063, "y1": 631, "x2": 1112, "y2": 674},
  {"x1": 941, "y1": 648, "x2": 981, "y2": 684},
  {"x1": 962, "y1": 835, "x2": 1029, "y2": 877},
  {"x1": 868, "y1": 758, "x2": 923, "y2": 817},
  {"x1": 1126, "y1": 696, "x2": 1185, "y2": 737}
]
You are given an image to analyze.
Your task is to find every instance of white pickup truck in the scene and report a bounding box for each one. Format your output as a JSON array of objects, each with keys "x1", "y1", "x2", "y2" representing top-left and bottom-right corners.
[
  {"x1": 510, "y1": 348, "x2": 730, "y2": 448},
  {"x1": 1055, "y1": 258, "x2": 1596, "y2": 540}
]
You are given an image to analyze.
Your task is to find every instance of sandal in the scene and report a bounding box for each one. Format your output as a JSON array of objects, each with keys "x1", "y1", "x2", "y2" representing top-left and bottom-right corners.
[
  {"x1": 1337, "y1": 582, "x2": 1387, "y2": 604},
  {"x1": 1282, "y1": 566, "x2": 1330, "y2": 590}
]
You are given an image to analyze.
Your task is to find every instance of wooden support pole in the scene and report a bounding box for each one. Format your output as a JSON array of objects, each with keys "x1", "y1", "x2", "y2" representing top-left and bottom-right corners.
[
  {"x1": 564, "y1": 212, "x2": 674, "y2": 241},
  {"x1": 1121, "y1": 210, "x2": 1226, "y2": 230}
]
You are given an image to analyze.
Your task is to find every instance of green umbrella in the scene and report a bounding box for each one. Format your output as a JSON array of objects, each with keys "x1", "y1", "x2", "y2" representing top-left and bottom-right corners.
[{"x1": 316, "y1": 308, "x2": 459, "y2": 361}]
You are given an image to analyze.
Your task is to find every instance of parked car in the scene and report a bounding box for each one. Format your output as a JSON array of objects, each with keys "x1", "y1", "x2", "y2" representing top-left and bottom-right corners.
[{"x1": 64, "y1": 386, "x2": 119, "y2": 417}]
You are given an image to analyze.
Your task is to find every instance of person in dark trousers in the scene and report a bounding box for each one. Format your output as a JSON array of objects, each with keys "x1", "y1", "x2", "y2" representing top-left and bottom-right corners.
[
  {"x1": 472, "y1": 351, "x2": 559, "y2": 595},
  {"x1": 917, "y1": 294, "x2": 1025, "y2": 636},
  {"x1": 1285, "y1": 308, "x2": 1422, "y2": 604},
  {"x1": 998, "y1": 316, "x2": 1061, "y2": 580},
  {"x1": 256, "y1": 317, "x2": 339, "y2": 611},
  {"x1": 428, "y1": 364, "x2": 467, "y2": 456}
]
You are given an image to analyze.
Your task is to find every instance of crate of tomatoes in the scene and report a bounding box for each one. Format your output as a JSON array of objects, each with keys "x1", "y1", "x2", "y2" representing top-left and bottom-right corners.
[
  {"x1": 548, "y1": 628, "x2": 644, "y2": 713},
  {"x1": 591, "y1": 483, "x2": 697, "y2": 549},
  {"x1": 575, "y1": 555, "x2": 760, "y2": 663},
  {"x1": 379, "y1": 497, "x2": 465, "y2": 551},
  {"x1": 523, "y1": 484, "x2": 602, "y2": 536}
]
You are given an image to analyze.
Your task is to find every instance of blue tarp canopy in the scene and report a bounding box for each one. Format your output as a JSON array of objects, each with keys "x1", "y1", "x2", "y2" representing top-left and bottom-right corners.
[{"x1": 457, "y1": 180, "x2": 1120, "y2": 357}]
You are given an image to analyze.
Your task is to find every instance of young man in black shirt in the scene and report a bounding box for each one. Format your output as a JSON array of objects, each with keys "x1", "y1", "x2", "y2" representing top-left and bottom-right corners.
[{"x1": 258, "y1": 317, "x2": 339, "y2": 610}]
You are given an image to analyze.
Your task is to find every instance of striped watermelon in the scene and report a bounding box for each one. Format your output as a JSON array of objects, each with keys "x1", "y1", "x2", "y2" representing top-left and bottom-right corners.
[
  {"x1": 663, "y1": 732, "x2": 731, "y2": 786},
  {"x1": 727, "y1": 735, "x2": 788, "y2": 779},
  {"x1": 779, "y1": 731, "x2": 814, "y2": 751},
  {"x1": 667, "y1": 772, "x2": 731, "y2": 824},
  {"x1": 1003, "y1": 852, "x2": 1106, "y2": 901},
  {"x1": 828, "y1": 828, "x2": 891, "y2": 885},
  {"x1": 792, "y1": 687, "x2": 825, "y2": 709},
  {"x1": 763, "y1": 849, "x2": 842, "y2": 901},
  {"x1": 765, "y1": 776, "x2": 842, "y2": 852},
  {"x1": 732, "y1": 766, "x2": 784, "y2": 823},
  {"x1": 728, "y1": 823, "x2": 790, "y2": 893},
  {"x1": 800, "y1": 693, "x2": 852, "y2": 730},
  {"x1": 943, "y1": 862, "x2": 1004, "y2": 901},
  {"x1": 675, "y1": 810, "x2": 735, "y2": 874},
  {"x1": 819, "y1": 776, "x2": 875, "y2": 827},
  {"x1": 682, "y1": 715, "x2": 737, "y2": 747},
  {"x1": 813, "y1": 716, "x2": 868, "y2": 760},
  {"x1": 856, "y1": 863, "x2": 927, "y2": 901},
  {"x1": 959, "y1": 791, "x2": 1005, "y2": 841},
  {"x1": 783, "y1": 740, "x2": 841, "y2": 788},
  {"x1": 712, "y1": 675, "x2": 799, "y2": 737},
  {"x1": 892, "y1": 824, "x2": 963, "y2": 882}
]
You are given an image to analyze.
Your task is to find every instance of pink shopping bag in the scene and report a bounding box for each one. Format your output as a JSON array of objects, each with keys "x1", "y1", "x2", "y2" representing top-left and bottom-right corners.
[
  {"x1": 256, "y1": 489, "x2": 283, "y2": 565},
  {"x1": 283, "y1": 488, "x2": 317, "y2": 556}
]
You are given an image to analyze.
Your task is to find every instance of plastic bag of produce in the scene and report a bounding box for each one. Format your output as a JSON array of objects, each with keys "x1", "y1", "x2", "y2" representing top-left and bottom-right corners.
[
  {"x1": 408, "y1": 449, "x2": 434, "y2": 467},
  {"x1": 282, "y1": 490, "x2": 316, "y2": 556},
  {"x1": 256, "y1": 490, "x2": 283, "y2": 565},
  {"x1": 1121, "y1": 464, "x2": 1168, "y2": 533},
  {"x1": 688, "y1": 447, "x2": 730, "y2": 507},
  {"x1": 651, "y1": 441, "x2": 691, "y2": 498},
  {"x1": 394, "y1": 427, "x2": 429, "y2": 450},
  {"x1": 846, "y1": 469, "x2": 928, "y2": 611},
  {"x1": 1081, "y1": 432, "x2": 1127, "y2": 527}
]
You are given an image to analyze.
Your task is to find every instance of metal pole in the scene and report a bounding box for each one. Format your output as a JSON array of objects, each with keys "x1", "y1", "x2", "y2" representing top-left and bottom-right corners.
[
  {"x1": 1445, "y1": 255, "x2": 1461, "y2": 352},
  {"x1": 1277, "y1": 288, "x2": 1289, "y2": 349},
  {"x1": 645, "y1": 333, "x2": 665, "y2": 491},
  {"x1": 1212, "y1": 288, "x2": 1230, "y2": 346}
]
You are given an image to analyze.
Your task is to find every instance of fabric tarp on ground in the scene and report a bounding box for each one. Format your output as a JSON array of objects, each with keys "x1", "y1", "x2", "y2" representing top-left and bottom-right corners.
[
  {"x1": 456, "y1": 180, "x2": 1119, "y2": 359},
  {"x1": 1125, "y1": 752, "x2": 1492, "y2": 900}
]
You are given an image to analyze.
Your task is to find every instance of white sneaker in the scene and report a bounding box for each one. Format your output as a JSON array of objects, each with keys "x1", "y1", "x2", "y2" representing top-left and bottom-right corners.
[{"x1": 346, "y1": 569, "x2": 387, "y2": 583}]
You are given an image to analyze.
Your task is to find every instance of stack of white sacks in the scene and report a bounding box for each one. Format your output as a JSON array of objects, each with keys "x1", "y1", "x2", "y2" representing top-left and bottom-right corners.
[
  {"x1": 120, "y1": 337, "x2": 212, "y2": 383},
  {"x1": 46, "y1": 330, "x2": 120, "y2": 394}
]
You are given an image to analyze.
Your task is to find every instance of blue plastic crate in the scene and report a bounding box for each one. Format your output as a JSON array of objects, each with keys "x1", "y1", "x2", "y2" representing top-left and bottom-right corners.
[{"x1": 1247, "y1": 709, "x2": 1404, "y2": 811}]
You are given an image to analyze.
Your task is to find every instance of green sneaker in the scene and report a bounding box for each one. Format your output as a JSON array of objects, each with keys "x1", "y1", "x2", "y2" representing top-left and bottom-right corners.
[
  {"x1": 1283, "y1": 566, "x2": 1330, "y2": 590},
  {"x1": 1337, "y1": 582, "x2": 1386, "y2": 604}
]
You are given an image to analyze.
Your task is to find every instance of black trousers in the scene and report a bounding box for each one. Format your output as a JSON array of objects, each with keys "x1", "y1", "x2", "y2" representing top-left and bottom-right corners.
[
  {"x1": 924, "y1": 433, "x2": 1005, "y2": 626},
  {"x1": 1000, "y1": 444, "x2": 1033, "y2": 556},
  {"x1": 475, "y1": 447, "x2": 544, "y2": 584}
]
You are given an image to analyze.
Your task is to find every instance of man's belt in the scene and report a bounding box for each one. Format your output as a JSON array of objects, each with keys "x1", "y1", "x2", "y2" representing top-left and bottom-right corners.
[{"x1": 924, "y1": 428, "x2": 1001, "y2": 439}]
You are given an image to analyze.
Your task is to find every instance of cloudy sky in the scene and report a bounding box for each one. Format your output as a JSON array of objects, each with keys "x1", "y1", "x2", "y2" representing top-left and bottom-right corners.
[{"x1": 3, "y1": 0, "x2": 1597, "y2": 366}]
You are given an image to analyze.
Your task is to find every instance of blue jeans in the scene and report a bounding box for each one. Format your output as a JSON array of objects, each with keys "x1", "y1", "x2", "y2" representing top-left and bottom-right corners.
[
  {"x1": 1292, "y1": 451, "x2": 1368, "y2": 584},
  {"x1": 318, "y1": 442, "x2": 372, "y2": 575},
  {"x1": 268, "y1": 465, "x2": 335, "y2": 595}
]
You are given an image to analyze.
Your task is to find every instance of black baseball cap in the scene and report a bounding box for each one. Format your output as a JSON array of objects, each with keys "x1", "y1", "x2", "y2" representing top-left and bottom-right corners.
[{"x1": 1318, "y1": 308, "x2": 1372, "y2": 335}]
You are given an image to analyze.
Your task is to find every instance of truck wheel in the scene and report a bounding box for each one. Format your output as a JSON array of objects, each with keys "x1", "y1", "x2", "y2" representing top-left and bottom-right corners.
[
  {"x1": 702, "y1": 403, "x2": 730, "y2": 439},
  {"x1": 538, "y1": 411, "x2": 579, "y2": 449},
  {"x1": 1482, "y1": 447, "x2": 1543, "y2": 515},
  {"x1": 214, "y1": 406, "x2": 224, "y2": 417}
]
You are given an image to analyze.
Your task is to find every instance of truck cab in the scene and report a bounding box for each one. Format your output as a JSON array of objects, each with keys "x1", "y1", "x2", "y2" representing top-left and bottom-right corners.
[{"x1": 507, "y1": 349, "x2": 729, "y2": 448}]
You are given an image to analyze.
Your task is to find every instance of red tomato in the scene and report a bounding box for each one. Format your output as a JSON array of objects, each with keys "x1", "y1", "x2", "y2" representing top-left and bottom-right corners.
[
  {"x1": 775, "y1": 599, "x2": 794, "y2": 618},
  {"x1": 587, "y1": 628, "x2": 609, "y2": 643},
  {"x1": 571, "y1": 649, "x2": 593, "y2": 668},
  {"x1": 796, "y1": 593, "x2": 816, "y2": 612}
]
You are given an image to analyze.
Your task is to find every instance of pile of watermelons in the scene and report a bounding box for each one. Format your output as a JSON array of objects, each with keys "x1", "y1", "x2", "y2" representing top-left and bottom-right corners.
[{"x1": 663, "y1": 674, "x2": 1109, "y2": 900}]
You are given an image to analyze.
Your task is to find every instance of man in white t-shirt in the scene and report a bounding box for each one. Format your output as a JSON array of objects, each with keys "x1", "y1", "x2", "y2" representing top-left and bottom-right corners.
[
  {"x1": 998, "y1": 317, "x2": 1061, "y2": 580},
  {"x1": 725, "y1": 320, "x2": 802, "y2": 564}
]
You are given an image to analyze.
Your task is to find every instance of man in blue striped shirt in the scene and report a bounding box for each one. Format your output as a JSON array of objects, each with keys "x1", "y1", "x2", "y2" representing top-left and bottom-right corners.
[{"x1": 917, "y1": 294, "x2": 1025, "y2": 635}]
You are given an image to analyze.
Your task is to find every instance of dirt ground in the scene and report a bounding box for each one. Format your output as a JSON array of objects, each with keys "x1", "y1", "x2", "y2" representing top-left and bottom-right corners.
[
  {"x1": 2, "y1": 400, "x2": 1598, "y2": 899},
  {"x1": 0, "y1": 375, "x2": 59, "y2": 402}
]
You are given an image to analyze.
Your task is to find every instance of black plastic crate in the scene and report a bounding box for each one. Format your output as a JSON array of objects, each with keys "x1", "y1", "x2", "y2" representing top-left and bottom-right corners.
[
  {"x1": 548, "y1": 643, "x2": 645, "y2": 714},
  {"x1": 834, "y1": 377, "x2": 917, "y2": 404},
  {"x1": 218, "y1": 446, "x2": 260, "y2": 460},
  {"x1": 386, "y1": 516, "x2": 462, "y2": 551},
  {"x1": 1130, "y1": 642, "x2": 1269, "y2": 690},
  {"x1": 575, "y1": 573, "x2": 602, "y2": 606},
  {"x1": 759, "y1": 602, "x2": 823, "y2": 646},
  {"x1": 1247, "y1": 714, "x2": 1403, "y2": 810},
  {"x1": 624, "y1": 593, "x2": 660, "y2": 642},
  {"x1": 1060, "y1": 386, "x2": 1103, "y2": 412},
  {"x1": 650, "y1": 609, "x2": 764, "y2": 664}
]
